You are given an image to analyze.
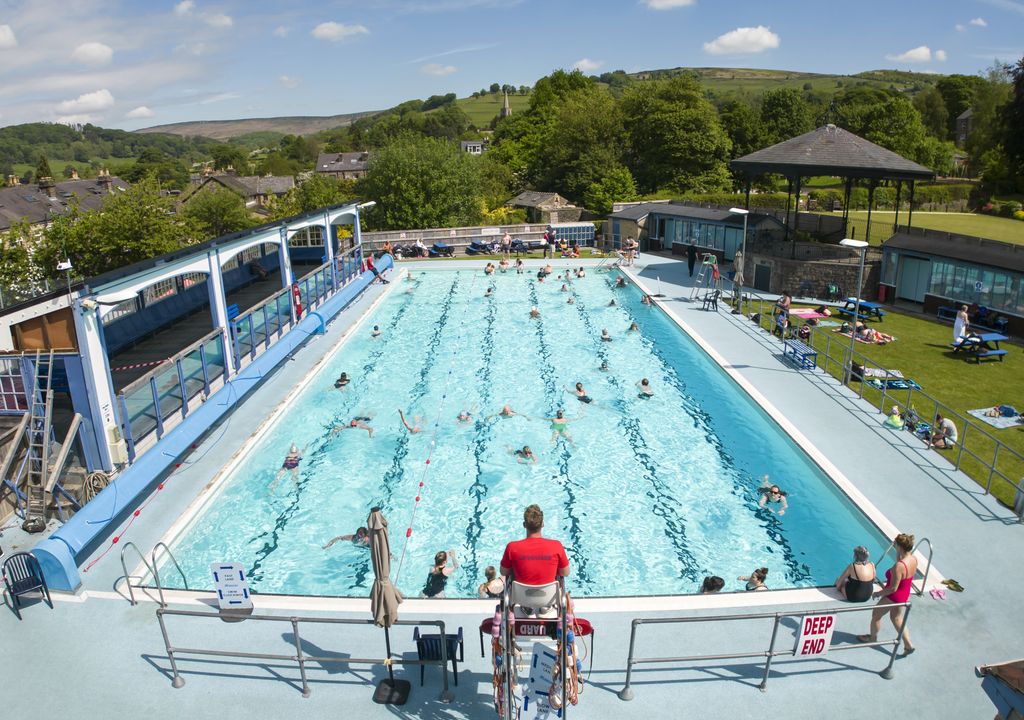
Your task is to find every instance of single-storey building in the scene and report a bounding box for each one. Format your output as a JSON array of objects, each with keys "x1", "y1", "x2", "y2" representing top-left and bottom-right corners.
[
  {"x1": 315, "y1": 151, "x2": 371, "y2": 180},
  {"x1": 460, "y1": 140, "x2": 484, "y2": 155},
  {"x1": 607, "y1": 201, "x2": 784, "y2": 258},
  {"x1": 881, "y1": 227, "x2": 1024, "y2": 334},
  {"x1": 506, "y1": 191, "x2": 581, "y2": 224},
  {"x1": 0, "y1": 172, "x2": 127, "y2": 232}
]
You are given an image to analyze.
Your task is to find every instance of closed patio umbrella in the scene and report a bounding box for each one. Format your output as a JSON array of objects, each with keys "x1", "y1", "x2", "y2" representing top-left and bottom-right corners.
[{"x1": 368, "y1": 507, "x2": 409, "y2": 705}]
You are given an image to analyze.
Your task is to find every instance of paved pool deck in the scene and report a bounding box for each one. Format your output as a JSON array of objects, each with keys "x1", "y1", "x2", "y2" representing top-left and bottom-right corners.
[{"x1": 2, "y1": 255, "x2": 1021, "y2": 719}]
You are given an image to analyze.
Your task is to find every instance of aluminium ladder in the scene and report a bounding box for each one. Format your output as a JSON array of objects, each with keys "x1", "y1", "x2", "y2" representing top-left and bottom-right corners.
[
  {"x1": 22, "y1": 350, "x2": 54, "y2": 531},
  {"x1": 689, "y1": 253, "x2": 722, "y2": 300}
]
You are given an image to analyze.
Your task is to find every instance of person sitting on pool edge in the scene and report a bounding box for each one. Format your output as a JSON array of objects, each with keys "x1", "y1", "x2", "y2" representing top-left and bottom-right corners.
[
  {"x1": 758, "y1": 477, "x2": 788, "y2": 515},
  {"x1": 422, "y1": 549, "x2": 459, "y2": 598},
  {"x1": 500, "y1": 504, "x2": 570, "y2": 616},
  {"x1": 323, "y1": 527, "x2": 370, "y2": 549},
  {"x1": 333, "y1": 416, "x2": 374, "y2": 437}
]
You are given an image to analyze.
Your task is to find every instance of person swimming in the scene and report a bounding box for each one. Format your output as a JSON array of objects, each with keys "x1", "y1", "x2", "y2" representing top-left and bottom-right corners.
[
  {"x1": 487, "y1": 404, "x2": 526, "y2": 422},
  {"x1": 576, "y1": 267, "x2": 586, "y2": 278},
  {"x1": 637, "y1": 378, "x2": 653, "y2": 398},
  {"x1": 567, "y1": 296, "x2": 575, "y2": 304},
  {"x1": 641, "y1": 295, "x2": 652, "y2": 305},
  {"x1": 457, "y1": 405, "x2": 476, "y2": 423},
  {"x1": 615, "y1": 276, "x2": 627, "y2": 288},
  {"x1": 323, "y1": 527, "x2": 370, "y2": 549},
  {"x1": 530, "y1": 307, "x2": 540, "y2": 318},
  {"x1": 628, "y1": 321, "x2": 639, "y2": 332},
  {"x1": 371, "y1": 325, "x2": 381, "y2": 338},
  {"x1": 560, "y1": 284, "x2": 569, "y2": 292},
  {"x1": 484, "y1": 287, "x2": 493, "y2": 297},
  {"x1": 601, "y1": 328, "x2": 612, "y2": 342},
  {"x1": 599, "y1": 360, "x2": 609, "y2": 372},
  {"x1": 512, "y1": 445, "x2": 536, "y2": 464},
  {"x1": 608, "y1": 299, "x2": 617, "y2": 307},
  {"x1": 546, "y1": 409, "x2": 579, "y2": 445},
  {"x1": 333, "y1": 417, "x2": 374, "y2": 437},
  {"x1": 334, "y1": 372, "x2": 351, "y2": 389},
  {"x1": 515, "y1": 259, "x2": 525, "y2": 274},
  {"x1": 570, "y1": 382, "x2": 592, "y2": 404},
  {"x1": 272, "y1": 443, "x2": 309, "y2": 486},
  {"x1": 758, "y1": 476, "x2": 789, "y2": 515},
  {"x1": 398, "y1": 408, "x2": 424, "y2": 434}
]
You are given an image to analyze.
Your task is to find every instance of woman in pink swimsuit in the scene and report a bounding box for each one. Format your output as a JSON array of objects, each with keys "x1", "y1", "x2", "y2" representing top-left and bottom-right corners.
[{"x1": 858, "y1": 533, "x2": 917, "y2": 655}]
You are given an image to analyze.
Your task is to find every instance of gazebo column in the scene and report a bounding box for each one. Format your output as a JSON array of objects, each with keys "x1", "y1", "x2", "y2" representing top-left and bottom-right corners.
[
  {"x1": 791, "y1": 175, "x2": 802, "y2": 260},
  {"x1": 783, "y1": 177, "x2": 793, "y2": 245},
  {"x1": 864, "y1": 180, "x2": 877, "y2": 245},
  {"x1": 842, "y1": 178, "x2": 853, "y2": 238},
  {"x1": 893, "y1": 181, "x2": 902, "y2": 234},
  {"x1": 744, "y1": 179, "x2": 751, "y2": 210},
  {"x1": 907, "y1": 181, "x2": 916, "y2": 230}
]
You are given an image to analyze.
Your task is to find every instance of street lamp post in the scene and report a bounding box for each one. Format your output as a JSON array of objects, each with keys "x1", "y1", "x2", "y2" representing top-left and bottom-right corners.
[
  {"x1": 839, "y1": 238, "x2": 869, "y2": 384},
  {"x1": 729, "y1": 207, "x2": 749, "y2": 308}
]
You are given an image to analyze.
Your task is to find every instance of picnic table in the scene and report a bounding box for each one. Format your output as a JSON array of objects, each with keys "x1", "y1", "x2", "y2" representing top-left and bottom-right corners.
[
  {"x1": 951, "y1": 333, "x2": 1009, "y2": 362},
  {"x1": 836, "y1": 298, "x2": 886, "y2": 322}
]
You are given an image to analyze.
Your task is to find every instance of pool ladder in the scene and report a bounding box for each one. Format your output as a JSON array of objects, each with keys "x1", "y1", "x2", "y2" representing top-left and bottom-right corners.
[
  {"x1": 874, "y1": 536, "x2": 934, "y2": 596},
  {"x1": 119, "y1": 541, "x2": 189, "y2": 607}
]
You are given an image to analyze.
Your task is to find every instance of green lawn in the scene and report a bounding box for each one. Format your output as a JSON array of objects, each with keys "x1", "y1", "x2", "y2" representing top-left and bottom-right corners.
[
  {"x1": 744, "y1": 301, "x2": 1024, "y2": 506},
  {"x1": 823, "y1": 210, "x2": 1024, "y2": 246},
  {"x1": 455, "y1": 93, "x2": 531, "y2": 127}
]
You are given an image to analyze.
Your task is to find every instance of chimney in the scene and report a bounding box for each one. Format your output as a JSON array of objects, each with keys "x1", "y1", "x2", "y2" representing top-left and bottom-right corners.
[
  {"x1": 38, "y1": 176, "x2": 57, "y2": 199},
  {"x1": 6, "y1": 174, "x2": 17, "y2": 187},
  {"x1": 70, "y1": 168, "x2": 79, "y2": 180},
  {"x1": 97, "y1": 168, "x2": 113, "y2": 193}
]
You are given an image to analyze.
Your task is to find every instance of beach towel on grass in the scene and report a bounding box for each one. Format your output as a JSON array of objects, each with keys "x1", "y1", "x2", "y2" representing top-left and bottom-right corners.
[
  {"x1": 867, "y1": 378, "x2": 922, "y2": 391},
  {"x1": 833, "y1": 329, "x2": 895, "y2": 345},
  {"x1": 789, "y1": 308, "x2": 828, "y2": 319},
  {"x1": 862, "y1": 368, "x2": 904, "y2": 379},
  {"x1": 967, "y1": 408, "x2": 1024, "y2": 430}
]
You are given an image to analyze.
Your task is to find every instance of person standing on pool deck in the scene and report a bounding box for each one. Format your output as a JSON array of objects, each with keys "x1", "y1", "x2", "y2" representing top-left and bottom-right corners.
[
  {"x1": 500, "y1": 505, "x2": 570, "y2": 609},
  {"x1": 273, "y1": 443, "x2": 308, "y2": 486},
  {"x1": 687, "y1": 243, "x2": 697, "y2": 277},
  {"x1": 858, "y1": 533, "x2": 917, "y2": 655},
  {"x1": 954, "y1": 304, "x2": 970, "y2": 343}
]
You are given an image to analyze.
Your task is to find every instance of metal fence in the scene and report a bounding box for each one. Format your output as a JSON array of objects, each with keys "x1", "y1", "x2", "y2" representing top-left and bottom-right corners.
[
  {"x1": 726, "y1": 280, "x2": 1024, "y2": 519},
  {"x1": 618, "y1": 601, "x2": 912, "y2": 700},
  {"x1": 156, "y1": 607, "x2": 455, "y2": 701}
]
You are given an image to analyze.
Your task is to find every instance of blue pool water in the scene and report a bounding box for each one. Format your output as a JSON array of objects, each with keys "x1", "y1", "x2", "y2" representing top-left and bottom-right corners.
[{"x1": 163, "y1": 267, "x2": 887, "y2": 598}]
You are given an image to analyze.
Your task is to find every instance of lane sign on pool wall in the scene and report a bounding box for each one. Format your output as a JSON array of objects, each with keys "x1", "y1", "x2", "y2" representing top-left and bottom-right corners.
[
  {"x1": 794, "y1": 613, "x2": 836, "y2": 657},
  {"x1": 211, "y1": 562, "x2": 252, "y2": 610}
]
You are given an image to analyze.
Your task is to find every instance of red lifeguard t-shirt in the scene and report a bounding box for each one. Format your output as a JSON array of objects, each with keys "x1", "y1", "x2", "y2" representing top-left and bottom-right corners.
[{"x1": 500, "y1": 537, "x2": 569, "y2": 585}]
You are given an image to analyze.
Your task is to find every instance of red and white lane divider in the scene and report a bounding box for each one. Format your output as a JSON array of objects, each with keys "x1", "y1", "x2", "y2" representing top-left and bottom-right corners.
[{"x1": 110, "y1": 358, "x2": 169, "y2": 373}]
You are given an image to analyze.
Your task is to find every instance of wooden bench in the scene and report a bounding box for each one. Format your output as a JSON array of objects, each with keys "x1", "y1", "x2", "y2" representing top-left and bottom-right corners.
[
  {"x1": 937, "y1": 306, "x2": 957, "y2": 322},
  {"x1": 970, "y1": 349, "x2": 1007, "y2": 363},
  {"x1": 783, "y1": 338, "x2": 818, "y2": 370}
]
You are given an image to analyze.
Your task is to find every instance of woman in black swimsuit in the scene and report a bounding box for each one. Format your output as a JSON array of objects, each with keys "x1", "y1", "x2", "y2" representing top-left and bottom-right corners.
[
  {"x1": 834, "y1": 545, "x2": 876, "y2": 602},
  {"x1": 422, "y1": 550, "x2": 458, "y2": 598}
]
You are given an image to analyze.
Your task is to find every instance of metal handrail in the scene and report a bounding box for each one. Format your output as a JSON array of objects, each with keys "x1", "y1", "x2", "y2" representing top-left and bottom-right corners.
[
  {"x1": 151, "y1": 541, "x2": 189, "y2": 606},
  {"x1": 722, "y1": 276, "x2": 1024, "y2": 520},
  {"x1": 119, "y1": 541, "x2": 156, "y2": 607},
  {"x1": 618, "y1": 601, "x2": 912, "y2": 700},
  {"x1": 874, "y1": 537, "x2": 935, "y2": 597},
  {"x1": 119, "y1": 327, "x2": 223, "y2": 397},
  {"x1": 157, "y1": 608, "x2": 454, "y2": 701}
]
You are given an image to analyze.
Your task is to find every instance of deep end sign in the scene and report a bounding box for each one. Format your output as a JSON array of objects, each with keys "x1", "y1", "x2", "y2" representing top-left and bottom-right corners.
[{"x1": 795, "y1": 614, "x2": 836, "y2": 657}]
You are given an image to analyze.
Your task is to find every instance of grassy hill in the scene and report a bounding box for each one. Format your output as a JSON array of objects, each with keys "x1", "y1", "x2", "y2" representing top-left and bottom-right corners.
[
  {"x1": 135, "y1": 111, "x2": 378, "y2": 141},
  {"x1": 455, "y1": 92, "x2": 531, "y2": 126}
]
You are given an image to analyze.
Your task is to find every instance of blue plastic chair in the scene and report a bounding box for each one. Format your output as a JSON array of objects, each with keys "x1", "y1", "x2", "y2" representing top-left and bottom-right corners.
[
  {"x1": 413, "y1": 626, "x2": 463, "y2": 686},
  {"x1": 3, "y1": 551, "x2": 53, "y2": 620}
]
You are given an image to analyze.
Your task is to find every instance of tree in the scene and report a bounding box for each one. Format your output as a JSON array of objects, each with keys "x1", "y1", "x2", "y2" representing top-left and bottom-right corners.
[
  {"x1": 0, "y1": 219, "x2": 36, "y2": 290},
  {"x1": 966, "y1": 64, "x2": 1012, "y2": 179},
  {"x1": 1002, "y1": 56, "x2": 1024, "y2": 192},
  {"x1": 913, "y1": 87, "x2": 949, "y2": 139},
  {"x1": 583, "y1": 167, "x2": 638, "y2": 215},
  {"x1": 836, "y1": 87, "x2": 930, "y2": 164},
  {"x1": 210, "y1": 144, "x2": 250, "y2": 172},
  {"x1": 759, "y1": 88, "x2": 813, "y2": 145},
  {"x1": 718, "y1": 100, "x2": 767, "y2": 158},
  {"x1": 272, "y1": 175, "x2": 357, "y2": 219},
  {"x1": 489, "y1": 83, "x2": 500, "y2": 94},
  {"x1": 518, "y1": 85, "x2": 530, "y2": 95},
  {"x1": 936, "y1": 74, "x2": 987, "y2": 136},
  {"x1": 620, "y1": 75, "x2": 732, "y2": 194},
  {"x1": 358, "y1": 134, "x2": 483, "y2": 230},
  {"x1": 34, "y1": 178, "x2": 199, "y2": 279},
  {"x1": 123, "y1": 148, "x2": 190, "y2": 189},
  {"x1": 180, "y1": 187, "x2": 256, "y2": 238},
  {"x1": 36, "y1": 154, "x2": 53, "y2": 180}
]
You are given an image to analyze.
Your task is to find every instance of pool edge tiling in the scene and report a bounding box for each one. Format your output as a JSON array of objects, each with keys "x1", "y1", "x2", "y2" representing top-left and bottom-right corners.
[{"x1": 146, "y1": 262, "x2": 933, "y2": 602}]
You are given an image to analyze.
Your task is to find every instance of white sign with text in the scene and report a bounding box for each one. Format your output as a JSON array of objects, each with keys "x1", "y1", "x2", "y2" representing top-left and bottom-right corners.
[
  {"x1": 794, "y1": 613, "x2": 836, "y2": 657},
  {"x1": 210, "y1": 562, "x2": 252, "y2": 610}
]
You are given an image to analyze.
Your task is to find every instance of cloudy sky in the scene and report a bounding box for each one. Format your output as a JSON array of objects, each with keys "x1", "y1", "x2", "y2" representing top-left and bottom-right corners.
[{"x1": 0, "y1": 0, "x2": 1021, "y2": 130}]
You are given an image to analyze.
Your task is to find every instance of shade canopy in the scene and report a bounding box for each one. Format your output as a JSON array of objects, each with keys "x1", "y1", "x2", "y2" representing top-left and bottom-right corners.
[
  {"x1": 730, "y1": 124, "x2": 935, "y2": 182},
  {"x1": 368, "y1": 508, "x2": 403, "y2": 628}
]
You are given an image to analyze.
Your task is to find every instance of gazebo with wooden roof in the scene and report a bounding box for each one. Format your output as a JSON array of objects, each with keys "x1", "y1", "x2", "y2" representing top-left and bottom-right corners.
[{"x1": 730, "y1": 123, "x2": 936, "y2": 257}]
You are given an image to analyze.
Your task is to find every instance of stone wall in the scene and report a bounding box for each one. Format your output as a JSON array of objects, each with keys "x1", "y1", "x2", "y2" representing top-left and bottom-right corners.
[{"x1": 739, "y1": 250, "x2": 882, "y2": 301}]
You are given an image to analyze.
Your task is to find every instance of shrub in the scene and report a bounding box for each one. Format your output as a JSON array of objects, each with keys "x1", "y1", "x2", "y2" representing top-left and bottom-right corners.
[
  {"x1": 999, "y1": 200, "x2": 1022, "y2": 218},
  {"x1": 1014, "y1": 210, "x2": 1024, "y2": 221}
]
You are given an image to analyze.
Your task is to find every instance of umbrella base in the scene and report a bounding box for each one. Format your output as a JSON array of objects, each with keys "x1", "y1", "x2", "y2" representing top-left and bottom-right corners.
[{"x1": 373, "y1": 679, "x2": 411, "y2": 705}]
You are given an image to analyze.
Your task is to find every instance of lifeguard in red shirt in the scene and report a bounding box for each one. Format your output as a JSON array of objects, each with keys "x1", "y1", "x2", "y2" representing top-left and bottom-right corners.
[{"x1": 500, "y1": 504, "x2": 570, "y2": 586}]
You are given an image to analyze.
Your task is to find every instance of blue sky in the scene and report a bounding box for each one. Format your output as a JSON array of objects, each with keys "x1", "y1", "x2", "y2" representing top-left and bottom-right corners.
[{"x1": 0, "y1": 0, "x2": 1021, "y2": 130}]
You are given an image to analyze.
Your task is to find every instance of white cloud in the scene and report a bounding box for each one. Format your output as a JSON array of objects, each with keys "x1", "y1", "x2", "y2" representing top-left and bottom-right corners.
[
  {"x1": 203, "y1": 13, "x2": 233, "y2": 28},
  {"x1": 981, "y1": 0, "x2": 1024, "y2": 15},
  {"x1": 71, "y1": 42, "x2": 114, "y2": 67},
  {"x1": 573, "y1": 57, "x2": 604, "y2": 73},
  {"x1": 57, "y1": 88, "x2": 115, "y2": 113},
  {"x1": 935, "y1": 49, "x2": 948, "y2": 61},
  {"x1": 56, "y1": 113, "x2": 95, "y2": 125},
  {"x1": 198, "y1": 91, "x2": 240, "y2": 105},
  {"x1": 174, "y1": 0, "x2": 195, "y2": 16},
  {"x1": 279, "y1": 74, "x2": 300, "y2": 88},
  {"x1": 886, "y1": 45, "x2": 933, "y2": 63},
  {"x1": 644, "y1": 0, "x2": 696, "y2": 8},
  {"x1": 703, "y1": 26, "x2": 780, "y2": 55},
  {"x1": 312, "y1": 21, "x2": 369, "y2": 41},
  {"x1": 421, "y1": 63, "x2": 457, "y2": 76},
  {"x1": 273, "y1": 25, "x2": 289, "y2": 37},
  {"x1": 955, "y1": 23, "x2": 967, "y2": 31},
  {"x1": 174, "y1": 42, "x2": 207, "y2": 56},
  {"x1": 0, "y1": 24, "x2": 17, "y2": 49},
  {"x1": 970, "y1": 17, "x2": 988, "y2": 26},
  {"x1": 126, "y1": 105, "x2": 154, "y2": 118}
]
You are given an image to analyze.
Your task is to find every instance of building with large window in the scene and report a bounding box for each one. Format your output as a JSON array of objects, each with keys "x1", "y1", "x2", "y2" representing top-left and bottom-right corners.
[
  {"x1": 607, "y1": 202, "x2": 783, "y2": 256},
  {"x1": 881, "y1": 227, "x2": 1024, "y2": 333}
]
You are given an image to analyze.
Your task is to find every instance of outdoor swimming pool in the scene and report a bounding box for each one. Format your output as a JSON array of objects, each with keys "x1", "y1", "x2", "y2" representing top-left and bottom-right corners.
[{"x1": 160, "y1": 266, "x2": 888, "y2": 598}]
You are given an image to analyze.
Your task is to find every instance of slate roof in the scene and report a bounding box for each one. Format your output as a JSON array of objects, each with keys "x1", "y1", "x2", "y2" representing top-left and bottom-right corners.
[
  {"x1": 507, "y1": 191, "x2": 571, "y2": 208},
  {"x1": 190, "y1": 175, "x2": 295, "y2": 200},
  {"x1": 730, "y1": 124, "x2": 935, "y2": 181},
  {"x1": 608, "y1": 201, "x2": 781, "y2": 228},
  {"x1": 884, "y1": 230, "x2": 1024, "y2": 274},
  {"x1": 316, "y1": 151, "x2": 371, "y2": 174},
  {"x1": 956, "y1": 108, "x2": 973, "y2": 121},
  {"x1": 0, "y1": 177, "x2": 128, "y2": 231}
]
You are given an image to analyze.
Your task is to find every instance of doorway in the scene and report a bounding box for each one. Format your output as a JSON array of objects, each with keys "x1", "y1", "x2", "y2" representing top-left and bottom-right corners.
[{"x1": 897, "y1": 257, "x2": 931, "y2": 302}]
